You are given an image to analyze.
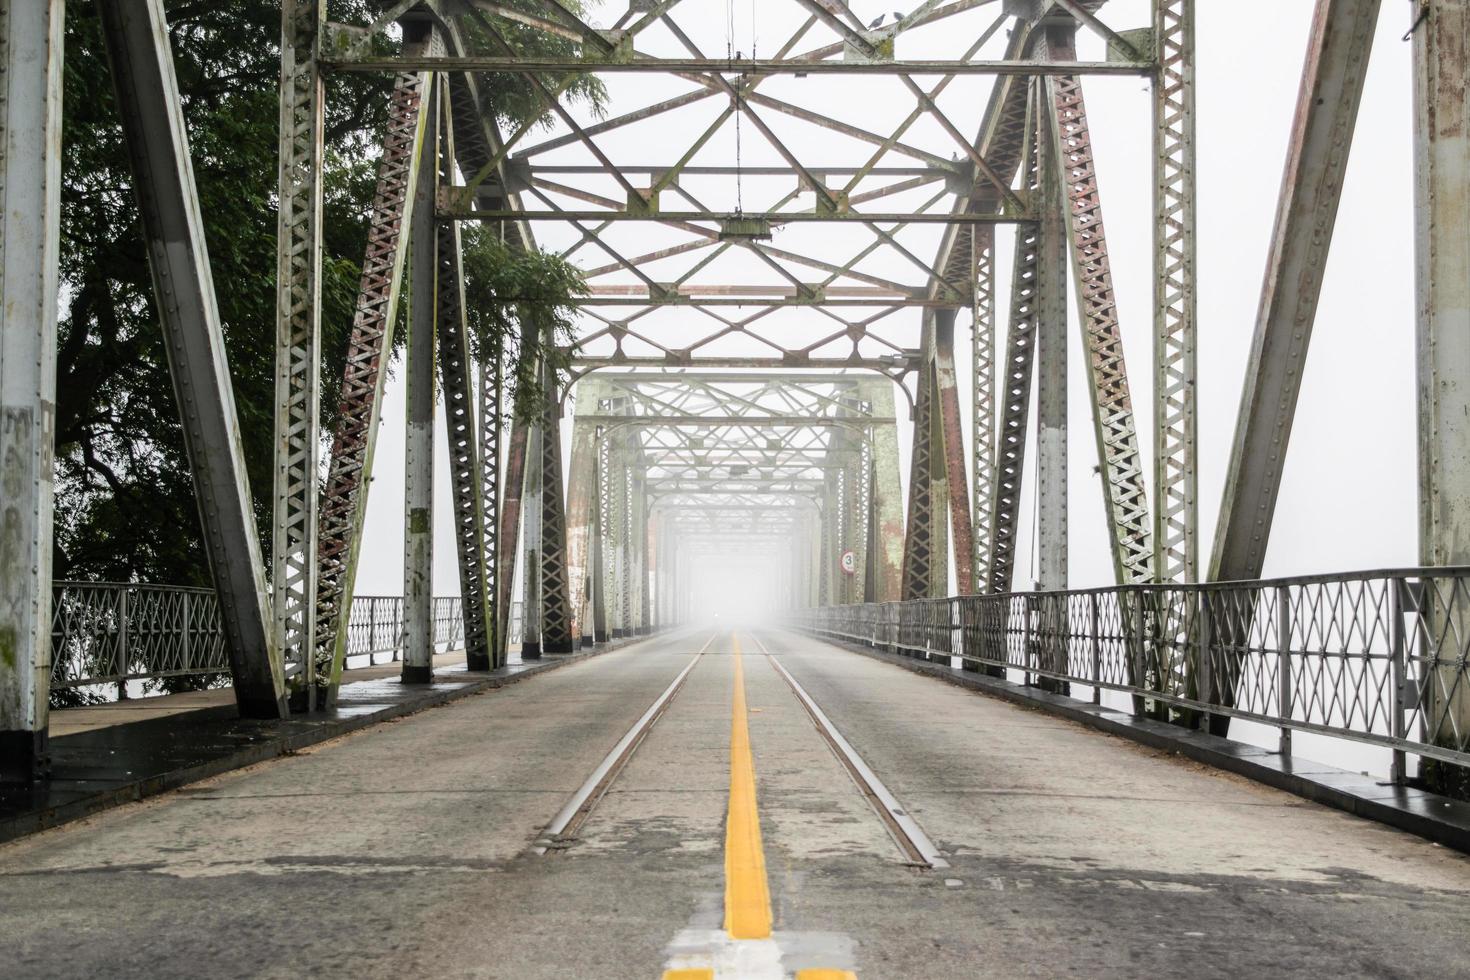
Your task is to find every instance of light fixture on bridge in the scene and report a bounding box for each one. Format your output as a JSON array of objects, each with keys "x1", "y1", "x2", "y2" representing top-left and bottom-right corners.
[{"x1": 719, "y1": 214, "x2": 772, "y2": 242}]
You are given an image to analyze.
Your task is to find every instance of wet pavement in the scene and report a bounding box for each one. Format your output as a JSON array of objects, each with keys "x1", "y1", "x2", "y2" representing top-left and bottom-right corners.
[{"x1": 3, "y1": 629, "x2": 1470, "y2": 978}]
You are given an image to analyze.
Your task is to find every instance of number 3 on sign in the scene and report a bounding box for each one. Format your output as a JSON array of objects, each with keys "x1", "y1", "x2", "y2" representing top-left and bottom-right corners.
[{"x1": 840, "y1": 550, "x2": 857, "y2": 576}]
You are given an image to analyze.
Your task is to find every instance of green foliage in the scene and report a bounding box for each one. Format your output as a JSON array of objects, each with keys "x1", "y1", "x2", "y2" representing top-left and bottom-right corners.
[
  {"x1": 462, "y1": 0, "x2": 607, "y2": 135},
  {"x1": 460, "y1": 227, "x2": 586, "y2": 421},
  {"x1": 53, "y1": 1, "x2": 594, "y2": 597}
]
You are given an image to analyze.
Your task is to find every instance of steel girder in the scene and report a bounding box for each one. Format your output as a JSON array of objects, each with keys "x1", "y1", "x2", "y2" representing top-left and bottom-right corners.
[
  {"x1": 901, "y1": 339, "x2": 943, "y2": 600},
  {"x1": 337, "y1": 1, "x2": 1058, "y2": 379},
  {"x1": 1152, "y1": 0, "x2": 1198, "y2": 584},
  {"x1": 986, "y1": 91, "x2": 1044, "y2": 595},
  {"x1": 402, "y1": 69, "x2": 440, "y2": 682},
  {"x1": 566, "y1": 378, "x2": 604, "y2": 646},
  {"x1": 1035, "y1": 83, "x2": 1070, "y2": 594},
  {"x1": 1040, "y1": 24, "x2": 1153, "y2": 586},
  {"x1": 568, "y1": 372, "x2": 895, "y2": 622},
  {"x1": 0, "y1": 0, "x2": 63, "y2": 781},
  {"x1": 316, "y1": 68, "x2": 431, "y2": 696},
  {"x1": 274, "y1": 0, "x2": 326, "y2": 702},
  {"x1": 1413, "y1": 0, "x2": 1470, "y2": 754},
  {"x1": 1209, "y1": 0, "x2": 1380, "y2": 583},
  {"x1": 935, "y1": 310, "x2": 977, "y2": 594},
  {"x1": 970, "y1": 225, "x2": 997, "y2": 592},
  {"x1": 434, "y1": 97, "x2": 496, "y2": 669},
  {"x1": 537, "y1": 360, "x2": 574, "y2": 651},
  {"x1": 480, "y1": 340, "x2": 505, "y2": 666},
  {"x1": 98, "y1": 0, "x2": 287, "y2": 717}
]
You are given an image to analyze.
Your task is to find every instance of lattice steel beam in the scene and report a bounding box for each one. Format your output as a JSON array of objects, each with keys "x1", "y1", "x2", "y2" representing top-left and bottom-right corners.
[
  {"x1": 274, "y1": 0, "x2": 326, "y2": 705},
  {"x1": 537, "y1": 359, "x2": 574, "y2": 651},
  {"x1": 434, "y1": 91, "x2": 494, "y2": 670},
  {"x1": 934, "y1": 310, "x2": 976, "y2": 594},
  {"x1": 970, "y1": 225, "x2": 997, "y2": 593},
  {"x1": 1042, "y1": 24, "x2": 1153, "y2": 585},
  {"x1": 316, "y1": 67, "x2": 430, "y2": 697},
  {"x1": 987, "y1": 97, "x2": 1043, "y2": 595},
  {"x1": 1152, "y1": 0, "x2": 1197, "y2": 584},
  {"x1": 901, "y1": 350, "x2": 941, "y2": 600},
  {"x1": 480, "y1": 340, "x2": 505, "y2": 666}
]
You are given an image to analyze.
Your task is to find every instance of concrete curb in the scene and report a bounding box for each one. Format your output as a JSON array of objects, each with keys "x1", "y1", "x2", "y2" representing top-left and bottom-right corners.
[
  {"x1": 800, "y1": 630, "x2": 1470, "y2": 857},
  {"x1": 0, "y1": 631, "x2": 670, "y2": 846}
]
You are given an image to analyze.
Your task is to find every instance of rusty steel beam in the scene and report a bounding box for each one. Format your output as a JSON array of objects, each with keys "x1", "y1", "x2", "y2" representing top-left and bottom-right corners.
[
  {"x1": 496, "y1": 400, "x2": 530, "y2": 664},
  {"x1": 316, "y1": 69, "x2": 430, "y2": 697},
  {"x1": 934, "y1": 310, "x2": 976, "y2": 594},
  {"x1": 1042, "y1": 24, "x2": 1154, "y2": 585}
]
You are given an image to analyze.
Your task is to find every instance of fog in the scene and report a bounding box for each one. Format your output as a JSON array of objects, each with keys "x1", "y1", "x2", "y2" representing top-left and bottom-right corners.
[{"x1": 351, "y1": 1, "x2": 1422, "y2": 606}]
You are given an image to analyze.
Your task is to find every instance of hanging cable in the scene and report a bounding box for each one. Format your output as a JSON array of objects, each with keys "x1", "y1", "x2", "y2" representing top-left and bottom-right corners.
[{"x1": 726, "y1": 0, "x2": 744, "y2": 214}]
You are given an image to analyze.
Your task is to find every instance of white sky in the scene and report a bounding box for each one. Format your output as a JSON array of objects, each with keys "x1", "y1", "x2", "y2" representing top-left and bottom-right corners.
[{"x1": 352, "y1": 0, "x2": 1420, "y2": 600}]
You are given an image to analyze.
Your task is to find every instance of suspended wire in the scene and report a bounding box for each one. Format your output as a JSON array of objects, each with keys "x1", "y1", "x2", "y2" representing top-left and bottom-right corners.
[{"x1": 726, "y1": 0, "x2": 744, "y2": 213}]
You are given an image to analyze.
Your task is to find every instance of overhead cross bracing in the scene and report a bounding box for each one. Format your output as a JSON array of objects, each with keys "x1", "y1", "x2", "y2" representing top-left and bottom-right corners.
[{"x1": 3, "y1": 0, "x2": 1208, "y2": 772}]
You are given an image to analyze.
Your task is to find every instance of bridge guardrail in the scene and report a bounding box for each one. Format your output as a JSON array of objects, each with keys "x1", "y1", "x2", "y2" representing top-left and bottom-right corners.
[
  {"x1": 792, "y1": 568, "x2": 1470, "y2": 782},
  {"x1": 50, "y1": 582, "x2": 471, "y2": 694}
]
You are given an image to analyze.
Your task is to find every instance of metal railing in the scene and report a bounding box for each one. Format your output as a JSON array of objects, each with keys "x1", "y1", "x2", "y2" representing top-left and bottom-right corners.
[
  {"x1": 793, "y1": 567, "x2": 1470, "y2": 783},
  {"x1": 51, "y1": 582, "x2": 467, "y2": 692}
]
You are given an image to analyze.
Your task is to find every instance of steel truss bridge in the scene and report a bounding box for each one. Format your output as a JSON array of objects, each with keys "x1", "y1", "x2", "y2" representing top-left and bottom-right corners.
[{"x1": 3, "y1": 0, "x2": 1470, "y2": 811}]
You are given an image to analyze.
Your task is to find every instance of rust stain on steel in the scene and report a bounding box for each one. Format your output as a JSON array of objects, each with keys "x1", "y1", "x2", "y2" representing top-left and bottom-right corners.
[
  {"x1": 935, "y1": 316, "x2": 976, "y2": 595},
  {"x1": 315, "y1": 71, "x2": 425, "y2": 688}
]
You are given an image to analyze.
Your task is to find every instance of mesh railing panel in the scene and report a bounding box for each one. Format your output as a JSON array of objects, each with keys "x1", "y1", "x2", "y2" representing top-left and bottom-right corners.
[
  {"x1": 793, "y1": 568, "x2": 1470, "y2": 773},
  {"x1": 51, "y1": 583, "x2": 468, "y2": 690}
]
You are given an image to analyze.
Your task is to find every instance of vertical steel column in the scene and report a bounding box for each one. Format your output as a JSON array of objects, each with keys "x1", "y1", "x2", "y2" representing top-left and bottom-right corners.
[
  {"x1": 316, "y1": 66, "x2": 430, "y2": 694},
  {"x1": 632, "y1": 468, "x2": 650, "y2": 633},
  {"x1": 1153, "y1": 0, "x2": 1198, "y2": 584},
  {"x1": 934, "y1": 310, "x2": 976, "y2": 594},
  {"x1": 0, "y1": 0, "x2": 63, "y2": 781},
  {"x1": 970, "y1": 225, "x2": 997, "y2": 594},
  {"x1": 401, "y1": 73, "x2": 439, "y2": 684},
  {"x1": 275, "y1": 0, "x2": 326, "y2": 704},
  {"x1": 565, "y1": 381, "x2": 603, "y2": 647},
  {"x1": 520, "y1": 379, "x2": 545, "y2": 658},
  {"x1": 480, "y1": 338, "x2": 504, "y2": 666},
  {"x1": 1415, "y1": 0, "x2": 1470, "y2": 759},
  {"x1": 1036, "y1": 80, "x2": 1069, "y2": 595},
  {"x1": 618, "y1": 451, "x2": 633, "y2": 636},
  {"x1": 988, "y1": 95, "x2": 1043, "y2": 595},
  {"x1": 496, "y1": 406, "x2": 530, "y2": 662},
  {"x1": 433, "y1": 91, "x2": 494, "y2": 670},
  {"x1": 98, "y1": 0, "x2": 285, "y2": 717},
  {"x1": 589, "y1": 428, "x2": 608, "y2": 642},
  {"x1": 901, "y1": 351, "x2": 940, "y2": 600},
  {"x1": 1043, "y1": 25, "x2": 1154, "y2": 586},
  {"x1": 1210, "y1": 0, "x2": 1380, "y2": 582},
  {"x1": 1036, "y1": 86, "x2": 1070, "y2": 691},
  {"x1": 538, "y1": 361, "x2": 574, "y2": 652},
  {"x1": 866, "y1": 379, "x2": 905, "y2": 602}
]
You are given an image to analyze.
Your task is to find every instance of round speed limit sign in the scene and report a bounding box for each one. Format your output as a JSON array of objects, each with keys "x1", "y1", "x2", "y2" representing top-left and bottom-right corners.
[{"x1": 840, "y1": 550, "x2": 857, "y2": 576}]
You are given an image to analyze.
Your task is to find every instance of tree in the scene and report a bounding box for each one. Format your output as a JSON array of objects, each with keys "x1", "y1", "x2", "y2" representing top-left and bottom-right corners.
[{"x1": 53, "y1": 1, "x2": 600, "y2": 588}]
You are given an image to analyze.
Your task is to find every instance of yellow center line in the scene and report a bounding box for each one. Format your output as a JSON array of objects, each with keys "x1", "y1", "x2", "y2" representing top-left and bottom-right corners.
[
  {"x1": 660, "y1": 632, "x2": 858, "y2": 980},
  {"x1": 724, "y1": 631, "x2": 773, "y2": 940}
]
